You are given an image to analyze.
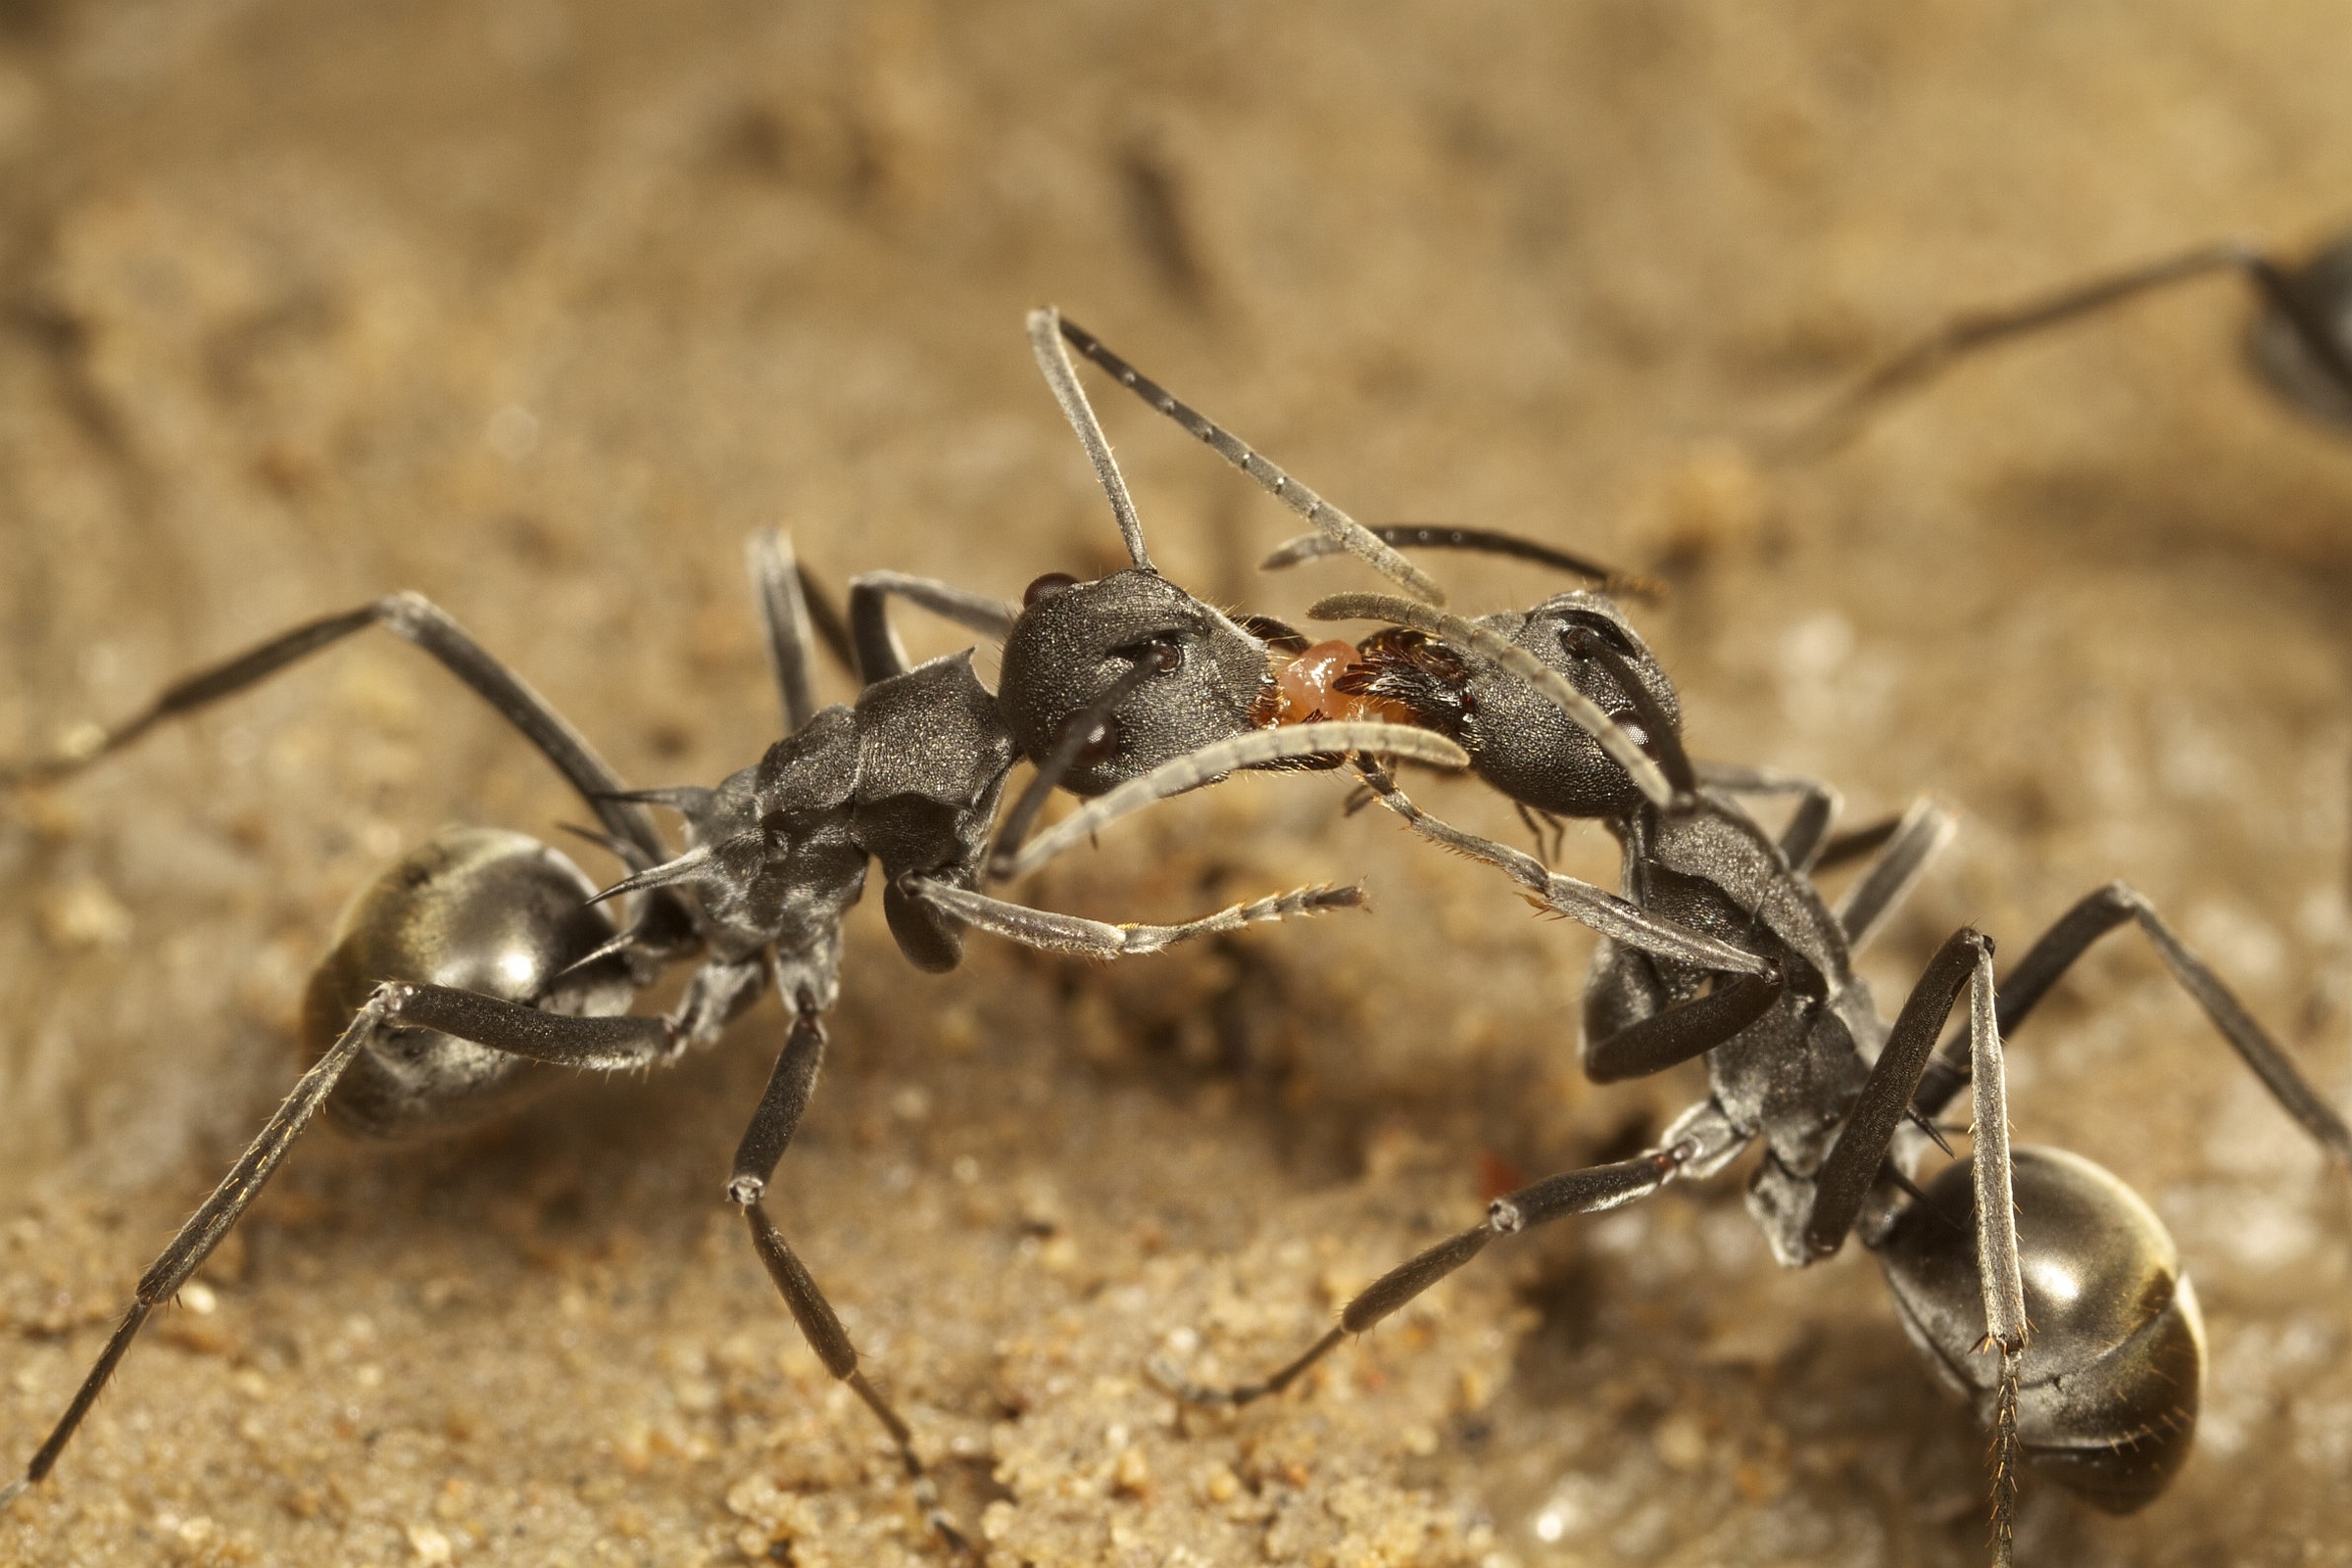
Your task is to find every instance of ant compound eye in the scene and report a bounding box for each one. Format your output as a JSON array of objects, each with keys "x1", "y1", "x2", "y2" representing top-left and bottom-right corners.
[
  {"x1": 1075, "y1": 713, "x2": 1124, "y2": 765},
  {"x1": 1024, "y1": 571, "x2": 1080, "y2": 608},
  {"x1": 1611, "y1": 711, "x2": 1655, "y2": 755},
  {"x1": 1118, "y1": 635, "x2": 1184, "y2": 674}
]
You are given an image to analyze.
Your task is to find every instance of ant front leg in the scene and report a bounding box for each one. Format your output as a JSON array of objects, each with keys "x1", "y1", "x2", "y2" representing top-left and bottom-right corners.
[
  {"x1": 2, "y1": 985, "x2": 677, "y2": 1509},
  {"x1": 905, "y1": 875, "x2": 1366, "y2": 958},
  {"x1": 1800, "y1": 929, "x2": 2028, "y2": 1563},
  {"x1": 1349, "y1": 762, "x2": 1774, "y2": 977},
  {"x1": 722, "y1": 986, "x2": 967, "y2": 1553}
]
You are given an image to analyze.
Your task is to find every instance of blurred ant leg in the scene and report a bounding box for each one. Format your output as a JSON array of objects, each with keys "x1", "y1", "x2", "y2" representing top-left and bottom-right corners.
[
  {"x1": 1804, "y1": 928, "x2": 1995, "y2": 1259},
  {"x1": 1259, "y1": 524, "x2": 1665, "y2": 603},
  {"x1": 747, "y1": 530, "x2": 821, "y2": 733},
  {"x1": 993, "y1": 721, "x2": 1471, "y2": 882},
  {"x1": 726, "y1": 990, "x2": 965, "y2": 1552},
  {"x1": 4, "y1": 984, "x2": 677, "y2": 1503},
  {"x1": 1810, "y1": 814, "x2": 1902, "y2": 872},
  {"x1": 1913, "y1": 882, "x2": 2352, "y2": 1170},
  {"x1": 1152, "y1": 1149, "x2": 1686, "y2": 1406},
  {"x1": 1050, "y1": 312, "x2": 1447, "y2": 605},
  {"x1": 906, "y1": 875, "x2": 1364, "y2": 958},
  {"x1": 1351, "y1": 761, "x2": 1775, "y2": 977},
  {"x1": 1781, "y1": 239, "x2": 2352, "y2": 459},
  {"x1": 0, "y1": 592, "x2": 665, "y2": 865},
  {"x1": 844, "y1": 571, "x2": 1017, "y2": 686},
  {"x1": 1691, "y1": 760, "x2": 1844, "y2": 870},
  {"x1": 1832, "y1": 799, "x2": 1955, "y2": 955},
  {"x1": 1585, "y1": 972, "x2": 1788, "y2": 1084}
]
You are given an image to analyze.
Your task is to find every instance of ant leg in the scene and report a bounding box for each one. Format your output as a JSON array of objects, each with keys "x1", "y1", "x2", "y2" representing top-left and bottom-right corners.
[
  {"x1": 747, "y1": 530, "x2": 821, "y2": 733},
  {"x1": 0, "y1": 591, "x2": 666, "y2": 867},
  {"x1": 1691, "y1": 760, "x2": 1844, "y2": 870},
  {"x1": 1153, "y1": 1148, "x2": 1688, "y2": 1406},
  {"x1": 1913, "y1": 883, "x2": 2352, "y2": 1170},
  {"x1": 844, "y1": 572, "x2": 1017, "y2": 686},
  {"x1": 1804, "y1": 928, "x2": 1997, "y2": 1259},
  {"x1": 1259, "y1": 524, "x2": 1664, "y2": 604},
  {"x1": 2, "y1": 983, "x2": 677, "y2": 1505},
  {"x1": 989, "y1": 721, "x2": 1472, "y2": 881},
  {"x1": 1585, "y1": 971, "x2": 1788, "y2": 1084},
  {"x1": 905, "y1": 874, "x2": 1364, "y2": 958},
  {"x1": 1809, "y1": 814, "x2": 1902, "y2": 872},
  {"x1": 1351, "y1": 763, "x2": 1776, "y2": 977},
  {"x1": 725, "y1": 991, "x2": 966, "y2": 1553},
  {"x1": 1048, "y1": 312, "x2": 1448, "y2": 605},
  {"x1": 1832, "y1": 799, "x2": 1955, "y2": 954},
  {"x1": 1777, "y1": 238, "x2": 2352, "y2": 459}
]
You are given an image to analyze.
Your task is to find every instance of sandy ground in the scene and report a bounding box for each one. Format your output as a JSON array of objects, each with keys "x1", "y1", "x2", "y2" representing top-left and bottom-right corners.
[{"x1": 4, "y1": 3, "x2": 2352, "y2": 1565}]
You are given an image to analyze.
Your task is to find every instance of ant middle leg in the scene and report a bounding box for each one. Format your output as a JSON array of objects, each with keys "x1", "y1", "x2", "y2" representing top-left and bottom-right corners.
[
  {"x1": 723, "y1": 986, "x2": 967, "y2": 1552},
  {"x1": 1913, "y1": 881, "x2": 2352, "y2": 1170}
]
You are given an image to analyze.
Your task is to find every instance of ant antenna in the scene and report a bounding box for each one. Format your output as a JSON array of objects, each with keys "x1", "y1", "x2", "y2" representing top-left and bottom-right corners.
[
  {"x1": 1053, "y1": 315, "x2": 1449, "y2": 607},
  {"x1": 994, "y1": 720, "x2": 1469, "y2": 882},
  {"x1": 1029, "y1": 308, "x2": 1153, "y2": 571},
  {"x1": 1307, "y1": 591, "x2": 1682, "y2": 811},
  {"x1": 1263, "y1": 523, "x2": 1665, "y2": 604}
]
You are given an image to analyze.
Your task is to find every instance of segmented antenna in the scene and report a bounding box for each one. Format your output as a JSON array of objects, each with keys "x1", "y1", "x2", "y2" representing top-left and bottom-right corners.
[
  {"x1": 1262, "y1": 523, "x2": 1664, "y2": 603},
  {"x1": 996, "y1": 721, "x2": 1469, "y2": 882},
  {"x1": 1028, "y1": 308, "x2": 1153, "y2": 570},
  {"x1": 1054, "y1": 315, "x2": 1448, "y2": 606}
]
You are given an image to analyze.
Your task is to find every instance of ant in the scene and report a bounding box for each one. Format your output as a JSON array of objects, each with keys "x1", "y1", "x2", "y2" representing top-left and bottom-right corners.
[
  {"x1": 1774, "y1": 228, "x2": 2352, "y2": 457},
  {"x1": 983, "y1": 316, "x2": 2352, "y2": 1564},
  {"x1": 0, "y1": 312, "x2": 1468, "y2": 1546}
]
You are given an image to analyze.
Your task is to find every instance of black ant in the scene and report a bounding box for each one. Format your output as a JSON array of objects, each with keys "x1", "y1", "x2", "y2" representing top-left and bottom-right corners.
[
  {"x1": 0, "y1": 313, "x2": 1466, "y2": 1547},
  {"x1": 985, "y1": 315, "x2": 2352, "y2": 1564}
]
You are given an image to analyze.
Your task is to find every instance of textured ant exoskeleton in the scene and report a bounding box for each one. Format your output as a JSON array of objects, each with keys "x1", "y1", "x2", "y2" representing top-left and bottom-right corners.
[
  {"x1": 0, "y1": 315, "x2": 1470, "y2": 1544},
  {"x1": 1776, "y1": 229, "x2": 2352, "y2": 457},
  {"x1": 989, "y1": 318, "x2": 2352, "y2": 1563}
]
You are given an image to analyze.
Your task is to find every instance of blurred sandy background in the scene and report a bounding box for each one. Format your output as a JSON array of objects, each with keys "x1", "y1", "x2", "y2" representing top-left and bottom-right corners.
[{"x1": 3, "y1": 3, "x2": 2351, "y2": 1565}]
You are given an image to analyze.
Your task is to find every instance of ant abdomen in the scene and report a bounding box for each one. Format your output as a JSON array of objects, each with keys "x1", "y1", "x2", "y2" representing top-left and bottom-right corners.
[
  {"x1": 1877, "y1": 1145, "x2": 2207, "y2": 1512},
  {"x1": 300, "y1": 827, "x2": 634, "y2": 1140}
]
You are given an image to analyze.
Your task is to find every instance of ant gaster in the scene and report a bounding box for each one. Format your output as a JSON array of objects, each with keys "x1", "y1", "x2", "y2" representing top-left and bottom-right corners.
[
  {"x1": 989, "y1": 318, "x2": 2352, "y2": 1563},
  {"x1": 0, "y1": 314, "x2": 1466, "y2": 1544}
]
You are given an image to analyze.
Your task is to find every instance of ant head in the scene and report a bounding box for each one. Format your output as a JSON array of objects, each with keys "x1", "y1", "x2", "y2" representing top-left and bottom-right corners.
[
  {"x1": 1464, "y1": 592, "x2": 1681, "y2": 819},
  {"x1": 998, "y1": 567, "x2": 1269, "y2": 797}
]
